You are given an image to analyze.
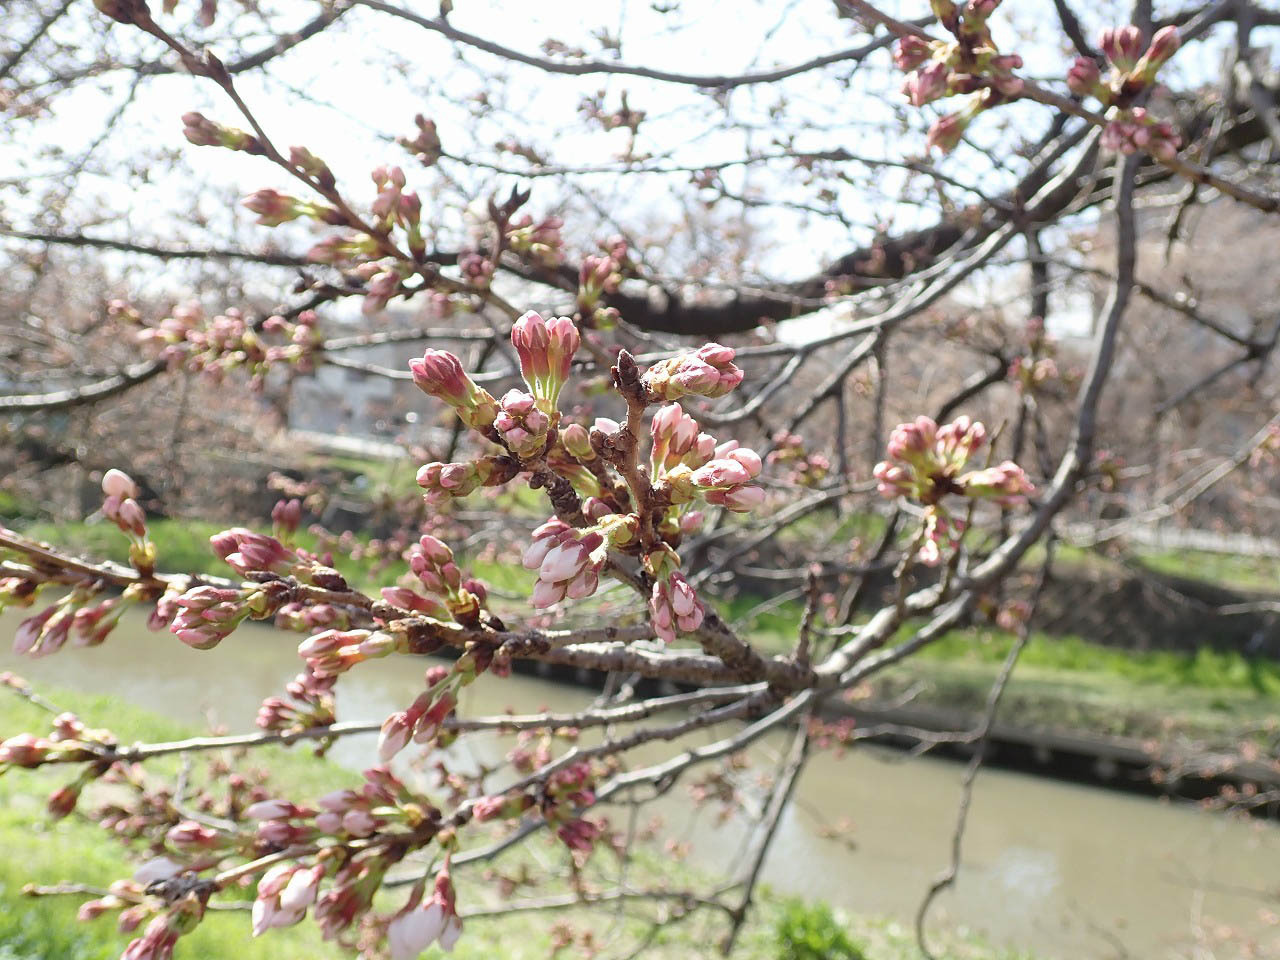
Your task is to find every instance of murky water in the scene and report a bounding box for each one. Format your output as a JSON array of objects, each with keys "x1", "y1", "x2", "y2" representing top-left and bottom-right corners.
[{"x1": 2, "y1": 607, "x2": 1277, "y2": 959}]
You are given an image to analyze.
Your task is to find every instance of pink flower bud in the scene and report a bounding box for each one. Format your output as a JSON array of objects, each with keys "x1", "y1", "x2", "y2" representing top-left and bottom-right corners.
[
  {"x1": 1066, "y1": 57, "x2": 1102, "y2": 98},
  {"x1": 102, "y1": 468, "x2": 139, "y2": 499},
  {"x1": 1099, "y1": 25, "x2": 1145, "y2": 71},
  {"x1": 642, "y1": 344, "x2": 744, "y2": 401},
  {"x1": 409, "y1": 349, "x2": 498, "y2": 430},
  {"x1": 904, "y1": 62, "x2": 950, "y2": 107},
  {"x1": 892, "y1": 35, "x2": 933, "y2": 72}
]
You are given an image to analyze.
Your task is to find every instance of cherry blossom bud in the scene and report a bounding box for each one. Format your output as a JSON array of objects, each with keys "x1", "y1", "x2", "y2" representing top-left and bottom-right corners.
[
  {"x1": 242, "y1": 190, "x2": 308, "y2": 227},
  {"x1": 1066, "y1": 56, "x2": 1102, "y2": 98},
  {"x1": 649, "y1": 572, "x2": 704, "y2": 643},
  {"x1": 408, "y1": 349, "x2": 499, "y2": 431},
  {"x1": 379, "y1": 586, "x2": 445, "y2": 616},
  {"x1": 561, "y1": 423, "x2": 595, "y2": 460},
  {"x1": 926, "y1": 108, "x2": 974, "y2": 153},
  {"x1": 166, "y1": 821, "x2": 222, "y2": 851},
  {"x1": 892, "y1": 36, "x2": 934, "y2": 72},
  {"x1": 47, "y1": 783, "x2": 81, "y2": 819},
  {"x1": 0, "y1": 733, "x2": 50, "y2": 767},
  {"x1": 642, "y1": 344, "x2": 744, "y2": 401},
  {"x1": 494, "y1": 389, "x2": 552, "y2": 458},
  {"x1": 959, "y1": 461, "x2": 1035, "y2": 504},
  {"x1": 1143, "y1": 25, "x2": 1179, "y2": 73},
  {"x1": 102, "y1": 469, "x2": 139, "y2": 499},
  {"x1": 272, "y1": 498, "x2": 302, "y2": 535},
  {"x1": 1099, "y1": 25, "x2": 1145, "y2": 71},
  {"x1": 903, "y1": 61, "x2": 950, "y2": 106},
  {"x1": 557, "y1": 818, "x2": 601, "y2": 853},
  {"x1": 244, "y1": 799, "x2": 302, "y2": 820},
  {"x1": 181, "y1": 112, "x2": 261, "y2": 153}
]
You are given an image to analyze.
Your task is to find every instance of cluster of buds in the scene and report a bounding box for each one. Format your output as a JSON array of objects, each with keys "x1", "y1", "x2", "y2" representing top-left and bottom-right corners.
[
  {"x1": 298, "y1": 628, "x2": 397, "y2": 678},
  {"x1": 641, "y1": 344, "x2": 743, "y2": 401},
  {"x1": 256, "y1": 669, "x2": 337, "y2": 733},
  {"x1": 14, "y1": 583, "x2": 112, "y2": 660},
  {"x1": 0, "y1": 717, "x2": 101, "y2": 771},
  {"x1": 378, "y1": 665, "x2": 461, "y2": 760},
  {"x1": 169, "y1": 584, "x2": 280, "y2": 650},
  {"x1": 119, "y1": 895, "x2": 206, "y2": 960},
  {"x1": 315, "y1": 854, "x2": 392, "y2": 940},
  {"x1": 397, "y1": 113, "x2": 442, "y2": 167},
  {"x1": 892, "y1": 0, "x2": 1024, "y2": 152},
  {"x1": 408, "y1": 534, "x2": 485, "y2": 623},
  {"x1": 209, "y1": 527, "x2": 346, "y2": 591},
  {"x1": 648, "y1": 405, "x2": 765, "y2": 513},
  {"x1": 494, "y1": 389, "x2": 553, "y2": 458},
  {"x1": 252, "y1": 862, "x2": 325, "y2": 936},
  {"x1": 539, "y1": 761, "x2": 602, "y2": 855},
  {"x1": 663, "y1": 440, "x2": 765, "y2": 513},
  {"x1": 415, "y1": 456, "x2": 512, "y2": 503},
  {"x1": 511, "y1": 310, "x2": 581, "y2": 412},
  {"x1": 576, "y1": 237, "x2": 629, "y2": 329},
  {"x1": 1008, "y1": 355, "x2": 1060, "y2": 394},
  {"x1": 521, "y1": 520, "x2": 609, "y2": 608},
  {"x1": 505, "y1": 213, "x2": 564, "y2": 267},
  {"x1": 649, "y1": 402, "x2": 715, "y2": 474},
  {"x1": 386, "y1": 860, "x2": 463, "y2": 958},
  {"x1": 768, "y1": 431, "x2": 831, "y2": 488},
  {"x1": 1099, "y1": 107, "x2": 1181, "y2": 162},
  {"x1": 1068, "y1": 26, "x2": 1180, "y2": 105},
  {"x1": 648, "y1": 569, "x2": 705, "y2": 644},
  {"x1": 181, "y1": 111, "x2": 263, "y2": 154},
  {"x1": 1066, "y1": 26, "x2": 1182, "y2": 161},
  {"x1": 14, "y1": 582, "x2": 139, "y2": 656},
  {"x1": 134, "y1": 304, "x2": 321, "y2": 385},
  {"x1": 101, "y1": 469, "x2": 154, "y2": 571},
  {"x1": 874, "y1": 416, "x2": 1033, "y2": 565},
  {"x1": 409, "y1": 349, "x2": 499, "y2": 431}
]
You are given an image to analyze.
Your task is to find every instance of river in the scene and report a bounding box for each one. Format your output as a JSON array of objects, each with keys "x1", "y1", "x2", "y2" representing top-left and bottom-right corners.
[{"x1": 2, "y1": 607, "x2": 1277, "y2": 959}]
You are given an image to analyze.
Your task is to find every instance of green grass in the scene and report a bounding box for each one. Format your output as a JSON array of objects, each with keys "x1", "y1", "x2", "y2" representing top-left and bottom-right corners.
[
  {"x1": 1135, "y1": 548, "x2": 1280, "y2": 593},
  {"x1": 917, "y1": 628, "x2": 1280, "y2": 694}
]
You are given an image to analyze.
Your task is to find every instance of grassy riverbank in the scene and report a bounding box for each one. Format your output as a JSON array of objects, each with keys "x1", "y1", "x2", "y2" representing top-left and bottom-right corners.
[{"x1": 0, "y1": 685, "x2": 1033, "y2": 960}]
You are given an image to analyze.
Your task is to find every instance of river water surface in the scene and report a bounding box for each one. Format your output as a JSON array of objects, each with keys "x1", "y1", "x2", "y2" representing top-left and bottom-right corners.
[{"x1": 2, "y1": 608, "x2": 1277, "y2": 959}]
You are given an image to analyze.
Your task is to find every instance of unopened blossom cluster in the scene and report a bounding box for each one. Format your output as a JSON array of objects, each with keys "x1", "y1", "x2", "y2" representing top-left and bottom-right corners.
[
  {"x1": 1067, "y1": 26, "x2": 1182, "y2": 160},
  {"x1": 404, "y1": 533, "x2": 487, "y2": 624},
  {"x1": 410, "y1": 310, "x2": 760, "y2": 641},
  {"x1": 14, "y1": 581, "x2": 137, "y2": 656},
  {"x1": 874, "y1": 415, "x2": 1033, "y2": 564},
  {"x1": 129, "y1": 300, "x2": 321, "y2": 386},
  {"x1": 256, "y1": 669, "x2": 337, "y2": 734},
  {"x1": 472, "y1": 758, "x2": 603, "y2": 858},
  {"x1": 505, "y1": 212, "x2": 565, "y2": 268},
  {"x1": 576, "y1": 236, "x2": 630, "y2": 329},
  {"x1": 7, "y1": 472, "x2": 159, "y2": 657},
  {"x1": 0, "y1": 709, "x2": 115, "y2": 820},
  {"x1": 892, "y1": 0, "x2": 1025, "y2": 152},
  {"x1": 768, "y1": 431, "x2": 831, "y2": 488},
  {"x1": 101, "y1": 468, "x2": 155, "y2": 571}
]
